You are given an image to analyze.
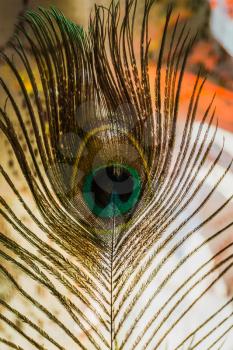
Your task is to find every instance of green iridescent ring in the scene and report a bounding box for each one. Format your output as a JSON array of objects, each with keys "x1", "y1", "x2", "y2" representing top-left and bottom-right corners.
[{"x1": 83, "y1": 164, "x2": 141, "y2": 218}]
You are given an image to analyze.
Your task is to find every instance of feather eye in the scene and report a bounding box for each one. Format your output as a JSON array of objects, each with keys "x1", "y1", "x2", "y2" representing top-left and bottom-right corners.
[{"x1": 0, "y1": 1, "x2": 233, "y2": 349}]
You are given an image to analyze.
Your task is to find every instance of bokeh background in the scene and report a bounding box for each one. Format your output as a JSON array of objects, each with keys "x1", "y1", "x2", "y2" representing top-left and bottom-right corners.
[{"x1": 0, "y1": 0, "x2": 233, "y2": 129}]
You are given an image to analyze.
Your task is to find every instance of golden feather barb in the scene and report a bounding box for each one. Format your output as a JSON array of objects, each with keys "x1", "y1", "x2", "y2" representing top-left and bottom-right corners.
[{"x1": 0, "y1": 1, "x2": 232, "y2": 349}]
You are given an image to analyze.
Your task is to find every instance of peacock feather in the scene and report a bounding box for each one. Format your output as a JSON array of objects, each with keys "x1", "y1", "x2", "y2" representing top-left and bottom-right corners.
[{"x1": 0, "y1": 1, "x2": 232, "y2": 349}]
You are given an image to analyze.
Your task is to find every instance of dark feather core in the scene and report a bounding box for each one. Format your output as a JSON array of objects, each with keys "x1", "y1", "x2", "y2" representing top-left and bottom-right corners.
[{"x1": 83, "y1": 164, "x2": 141, "y2": 218}]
